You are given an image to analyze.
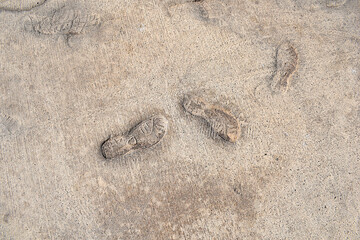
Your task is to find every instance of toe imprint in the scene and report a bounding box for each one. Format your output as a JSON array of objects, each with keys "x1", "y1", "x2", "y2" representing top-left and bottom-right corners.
[
  {"x1": 101, "y1": 115, "x2": 168, "y2": 159},
  {"x1": 183, "y1": 95, "x2": 241, "y2": 143}
]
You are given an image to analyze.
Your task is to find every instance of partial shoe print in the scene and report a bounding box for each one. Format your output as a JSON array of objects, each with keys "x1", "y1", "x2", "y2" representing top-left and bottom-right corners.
[
  {"x1": 101, "y1": 115, "x2": 168, "y2": 159},
  {"x1": 24, "y1": 7, "x2": 100, "y2": 38},
  {"x1": 0, "y1": 0, "x2": 46, "y2": 11},
  {"x1": 270, "y1": 41, "x2": 298, "y2": 93},
  {"x1": 0, "y1": 113, "x2": 20, "y2": 136},
  {"x1": 326, "y1": 0, "x2": 347, "y2": 8},
  {"x1": 183, "y1": 94, "x2": 241, "y2": 143}
]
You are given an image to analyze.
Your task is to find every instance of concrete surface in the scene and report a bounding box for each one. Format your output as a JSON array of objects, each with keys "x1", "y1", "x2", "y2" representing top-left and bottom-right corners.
[{"x1": 0, "y1": 0, "x2": 359, "y2": 239}]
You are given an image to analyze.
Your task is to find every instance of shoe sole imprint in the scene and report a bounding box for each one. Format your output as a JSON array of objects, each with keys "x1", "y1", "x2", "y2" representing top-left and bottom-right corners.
[
  {"x1": 24, "y1": 7, "x2": 100, "y2": 38},
  {"x1": 183, "y1": 95, "x2": 240, "y2": 143},
  {"x1": 326, "y1": 0, "x2": 347, "y2": 7},
  {"x1": 101, "y1": 115, "x2": 168, "y2": 159},
  {"x1": 0, "y1": 114, "x2": 19, "y2": 136},
  {"x1": 270, "y1": 42, "x2": 298, "y2": 93}
]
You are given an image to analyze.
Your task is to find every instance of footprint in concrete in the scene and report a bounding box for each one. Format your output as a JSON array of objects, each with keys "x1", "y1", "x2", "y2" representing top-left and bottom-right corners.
[
  {"x1": 0, "y1": 114, "x2": 20, "y2": 136},
  {"x1": 101, "y1": 115, "x2": 169, "y2": 159},
  {"x1": 24, "y1": 6, "x2": 100, "y2": 44},
  {"x1": 270, "y1": 41, "x2": 298, "y2": 93},
  {"x1": 0, "y1": 0, "x2": 46, "y2": 11},
  {"x1": 326, "y1": 0, "x2": 347, "y2": 7},
  {"x1": 183, "y1": 94, "x2": 241, "y2": 143}
]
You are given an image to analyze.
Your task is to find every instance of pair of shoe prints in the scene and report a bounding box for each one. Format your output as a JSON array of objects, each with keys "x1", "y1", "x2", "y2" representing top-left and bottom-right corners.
[{"x1": 101, "y1": 94, "x2": 241, "y2": 159}]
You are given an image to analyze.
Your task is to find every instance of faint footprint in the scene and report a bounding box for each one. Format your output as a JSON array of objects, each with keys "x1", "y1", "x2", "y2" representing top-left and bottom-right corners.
[
  {"x1": 0, "y1": 114, "x2": 20, "y2": 135},
  {"x1": 183, "y1": 94, "x2": 241, "y2": 143},
  {"x1": 101, "y1": 115, "x2": 169, "y2": 159},
  {"x1": 164, "y1": 0, "x2": 204, "y2": 17},
  {"x1": 326, "y1": 0, "x2": 347, "y2": 7},
  {"x1": 270, "y1": 41, "x2": 298, "y2": 93},
  {"x1": 167, "y1": 0, "x2": 204, "y2": 8},
  {"x1": 0, "y1": 0, "x2": 46, "y2": 11},
  {"x1": 24, "y1": 6, "x2": 100, "y2": 43}
]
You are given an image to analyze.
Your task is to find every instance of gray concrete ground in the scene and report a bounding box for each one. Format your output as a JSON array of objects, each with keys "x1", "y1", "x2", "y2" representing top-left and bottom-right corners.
[{"x1": 0, "y1": 0, "x2": 359, "y2": 239}]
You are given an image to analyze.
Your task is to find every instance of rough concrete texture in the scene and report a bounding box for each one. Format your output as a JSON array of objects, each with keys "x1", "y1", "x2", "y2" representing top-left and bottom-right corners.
[{"x1": 0, "y1": 0, "x2": 359, "y2": 239}]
